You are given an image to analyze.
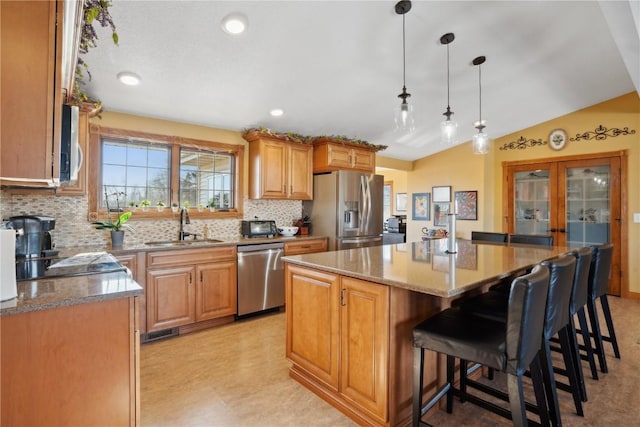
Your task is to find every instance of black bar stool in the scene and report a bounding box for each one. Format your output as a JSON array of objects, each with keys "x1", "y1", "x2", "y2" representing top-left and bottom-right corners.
[
  {"x1": 412, "y1": 265, "x2": 551, "y2": 427},
  {"x1": 509, "y1": 234, "x2": 554, "y2": 247},
  {"x1": 471, "y1": 231, "x2": 508, "y2": 243},
  {"x1": 586, "y1": 243, "x2": 620, "y2": 373},
  {"x1": 460, "y1": 255, "x2": 583, "y2": 426}
]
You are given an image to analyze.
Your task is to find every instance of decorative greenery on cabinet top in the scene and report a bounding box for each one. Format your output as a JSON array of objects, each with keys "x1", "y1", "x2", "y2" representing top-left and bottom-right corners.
[{"x1": 242, "y1": 127, "x2": 387, "y2": 152}]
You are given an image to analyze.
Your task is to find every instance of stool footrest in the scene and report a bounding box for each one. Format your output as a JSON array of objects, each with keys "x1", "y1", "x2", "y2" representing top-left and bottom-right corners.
[
  {"x1": 465, "y1": 378, "x2": 541, "y2": 415},
  {"x1": 419, "y1": 383, "x2": 452, "y2": 417}
]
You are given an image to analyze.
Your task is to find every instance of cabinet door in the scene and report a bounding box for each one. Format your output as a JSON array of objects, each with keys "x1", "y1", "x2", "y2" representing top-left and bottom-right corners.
[
  {"x1": 326, "y1": 144, "x2": 353, "y2": 169},
  {"x1": 286, "y1": 264, "x2": 340, "y2": 390},
  {"x1": 340, "y1": 277, "x2": 389, "y2": 422},
  {"x1": 195, "y1": 261, "x2": 237, "y2": 321},
  {"x1": 351, "y1": 148, "x2": 376, "y2": 173},
  {"x1": 258, "y1": 140, "x2": 288, "y2": 199},
  {"x1": 1, "y1": 0, "x2": 62, "y2": 184},
  {"x1": 147, "y1": 266, "x2": 195, "y2": 331},
  {"x1": 288, "y1": 143, "x2": 313, "y2": 199}
]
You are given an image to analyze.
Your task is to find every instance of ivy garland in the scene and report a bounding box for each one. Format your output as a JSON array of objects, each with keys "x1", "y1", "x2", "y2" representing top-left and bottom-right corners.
[{"x1": 242, "y1": 127, "x2": 388, "y2": 151}]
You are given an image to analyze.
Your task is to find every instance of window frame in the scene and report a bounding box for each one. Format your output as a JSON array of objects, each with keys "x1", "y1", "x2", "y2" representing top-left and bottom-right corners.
[{"x1": 88, "y1": 124, "x2": 244, "y2": 222}]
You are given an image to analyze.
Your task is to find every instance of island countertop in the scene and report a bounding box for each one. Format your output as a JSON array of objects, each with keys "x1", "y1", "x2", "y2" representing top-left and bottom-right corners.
[{"x1": 282, "y1": 238, "x2": 573, "y2": 298}]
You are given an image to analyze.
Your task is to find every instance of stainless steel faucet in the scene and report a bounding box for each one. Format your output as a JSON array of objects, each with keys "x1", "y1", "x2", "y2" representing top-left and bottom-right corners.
[{"x1": 179, "y1": 208, "x2": 193, "y2": 240}]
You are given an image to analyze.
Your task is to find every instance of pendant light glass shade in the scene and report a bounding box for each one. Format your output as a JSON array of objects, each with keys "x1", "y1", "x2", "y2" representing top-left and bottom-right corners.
[
  {"x1": 472, "y1": 56, "x2": 489, "y2": 154},
  {"x1": 440, "y1": 33, "x2": 457, "y2": 145},
  {"x1": 395, "y1": 1, "x2": 414, "y2": 133}
]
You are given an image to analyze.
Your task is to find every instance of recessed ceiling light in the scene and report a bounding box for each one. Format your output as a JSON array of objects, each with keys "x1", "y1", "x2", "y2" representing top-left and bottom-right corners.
[
  {"x1": 117, "y1": 71, "x2": 141, "y2": 86},
  {"x1": 270, "y1": 108, "x2": 284, "y2": 117},
  {"x1": 221, "y1": 13, "x2": 248, "y2": 35}
]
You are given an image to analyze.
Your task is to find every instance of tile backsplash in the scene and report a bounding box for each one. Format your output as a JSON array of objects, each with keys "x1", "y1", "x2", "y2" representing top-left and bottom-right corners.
[{"x1": 0, "y1": 191, "x2": 302, "y2": 248}]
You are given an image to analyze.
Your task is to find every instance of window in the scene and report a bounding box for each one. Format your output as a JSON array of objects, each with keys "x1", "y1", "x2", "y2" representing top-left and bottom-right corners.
[
  {"x1": 101, "y1": 139, "x2": 170, "y2": 209},
  {"x1": 179, "y1": 149, "x2": 234, "y2": 209},
  {"x1": 88, "y1": 125, "x2": 244, "y2": 220},
  {"x1": 383, "y1": 181, "x2": 393, "y2": 222}
]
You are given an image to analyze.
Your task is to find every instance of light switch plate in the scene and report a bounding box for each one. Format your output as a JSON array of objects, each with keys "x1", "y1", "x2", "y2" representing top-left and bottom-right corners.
[{"x1": 634, "y1": 213, "x2": 640, "y2": 223}]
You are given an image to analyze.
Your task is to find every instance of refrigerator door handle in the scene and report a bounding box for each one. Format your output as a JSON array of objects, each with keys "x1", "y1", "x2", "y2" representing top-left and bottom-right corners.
[{"x1": 360, "y1": 175, "x2": 370, "y2": 233}]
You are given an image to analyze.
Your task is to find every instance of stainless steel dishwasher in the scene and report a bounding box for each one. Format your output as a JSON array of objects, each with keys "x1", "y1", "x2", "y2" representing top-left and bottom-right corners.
[{"x1": 236, "y1": 242, "x2": 285, "y2": 317}]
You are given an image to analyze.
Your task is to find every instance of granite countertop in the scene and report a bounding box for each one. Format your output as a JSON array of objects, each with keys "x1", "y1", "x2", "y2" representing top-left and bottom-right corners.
[
  {"x1": 56, "y1": 234, "x2": 327, "y2": 257},
  {"x1": 1, "y1": 270, "x2": 143, "y2": 316},
  {"x1": 282, "y1": 239, "x2": 573, "y2": 298}
]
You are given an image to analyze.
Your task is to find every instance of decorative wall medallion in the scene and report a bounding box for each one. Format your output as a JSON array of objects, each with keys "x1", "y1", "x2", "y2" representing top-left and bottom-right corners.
[
  {"x1": 548, "y1": 129, "x2": 568, "y2": 150},
  {"x1": 570, "y1": 124, "x2": 636, "y2": 141},
  {"x1": 498, "y1": 136, "x2": 546, "y2": 151}
]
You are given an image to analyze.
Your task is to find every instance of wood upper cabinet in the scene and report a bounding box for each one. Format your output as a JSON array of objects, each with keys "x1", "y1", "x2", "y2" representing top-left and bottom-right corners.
[
  {"x1": 245, "y1": 133, "x2": 313, "y2": 200},
  {"x1": 313, "y1": 139, "x2": 377, "y2": 173},
  {"x1": 285, "y1": 264, "x2": 389, "y2": 423},
  {"x1": 283, "y1": 238, "x2": 328, "y2": 256},
  {"x1": 146, "y1": 246, "x2": 237, "y2": 332},
  {"x1": 0, "y1": 0, "x2": 62, "y2": 186}
]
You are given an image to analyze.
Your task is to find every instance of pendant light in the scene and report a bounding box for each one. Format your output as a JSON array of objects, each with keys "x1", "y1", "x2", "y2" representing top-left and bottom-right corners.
[
  {"x1": 472, "y1": 56, "x2": 489, "y2": 154},
  {"x1": 440, "y1": 33, "x2": 457, "y2": 145},
  {"x1": 394, "y1": 1, "x2": 415, "y2": 132}
]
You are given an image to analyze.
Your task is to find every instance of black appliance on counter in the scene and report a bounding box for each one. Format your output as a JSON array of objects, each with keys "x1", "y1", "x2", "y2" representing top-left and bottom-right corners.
[
  {"x1": 241, "y1": 220, "x2": 278, "y2": 238},
  {"x1": 9, "y1": 215, "x2": 58, "y2": 258}
]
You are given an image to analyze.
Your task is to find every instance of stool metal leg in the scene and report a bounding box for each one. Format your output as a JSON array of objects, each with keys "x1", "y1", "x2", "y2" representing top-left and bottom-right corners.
[
  {"x1": 540, "y1": 341, "x2": 562, "y2": 427},
  {"x1": 576, "y1": 308, "x2": 598, "y2": 380},
  {"x1": 600, "y1": 295, "x2": 621, "y2": 359},
  {"x1": 558, "y1": 326, "x2": 583, "y2": 416},
  {"x1": 587, "y1": 298, "x2": 608, "y2": 373},
  {"x1": 567, "y1": 319, "x2": 588, "y2": 402},
  {"x1": 530, "y1": 355, "x2": 552, "y2": 427},
  {"x1": 413, "y1": 347, "x2": 424, "y2": 427}
]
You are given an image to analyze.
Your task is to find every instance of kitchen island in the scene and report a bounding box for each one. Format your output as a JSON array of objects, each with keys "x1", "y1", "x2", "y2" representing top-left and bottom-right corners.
[
  {"x1": 1, "y1": 270, "x2": 143, "y2": 426},
  {"x1": 283, "y1": 239, "x2": 572, "y2": 426}
]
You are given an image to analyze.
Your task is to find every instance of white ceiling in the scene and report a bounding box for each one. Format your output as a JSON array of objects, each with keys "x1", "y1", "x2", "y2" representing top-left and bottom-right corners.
[{"x1": 81, "y1": 0, "x2": 639, "y2": 161}]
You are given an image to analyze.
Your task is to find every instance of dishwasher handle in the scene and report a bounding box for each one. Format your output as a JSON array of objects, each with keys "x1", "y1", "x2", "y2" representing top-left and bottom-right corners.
[{"x1": 237, "y1": 242, "x2": 285, "y2": 253}]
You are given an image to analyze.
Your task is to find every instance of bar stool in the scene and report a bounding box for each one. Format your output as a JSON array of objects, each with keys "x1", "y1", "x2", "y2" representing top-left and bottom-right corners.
[
  {"x1": 586, "y1": 243, "x2": 620, "y2": 373},
  {"x1": 509, "y1": 234, "x2": 554, "y2": 247},
  {"x1": 412, "y1": 265, "x2": 551, "y2": 427},
  {"x1": 550, "y1": 247, "x2": 596, "y2": 400},
  {"x1": 471, "y1": 231, "x2": 508, "y2": 243},
  {"x1": 460, "y1": 255, "x2": 583, "y2": 426}
]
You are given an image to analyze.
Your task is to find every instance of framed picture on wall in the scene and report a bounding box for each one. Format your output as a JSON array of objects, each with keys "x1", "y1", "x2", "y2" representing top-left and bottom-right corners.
[
  {"x1": 432, "y1": 186, "x2": 451, "y2": 202},
  {"x1": 433, "y1": 203, "x2": 450, "y2": 227},
  {"x1": 454, "y1": 190, "x2": 478, "y2": 220},
  {"x1": 396, "y1": 193, "x2": 407, "y2": 211},
  {"x1": 412, "y1": 193, "x2": 430, "y2": 220}
]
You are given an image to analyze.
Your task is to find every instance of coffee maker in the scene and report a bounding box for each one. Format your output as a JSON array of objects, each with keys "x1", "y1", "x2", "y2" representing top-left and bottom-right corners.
[{"x1": 9, "y1": 215, "x2": 58, "y2": 280}]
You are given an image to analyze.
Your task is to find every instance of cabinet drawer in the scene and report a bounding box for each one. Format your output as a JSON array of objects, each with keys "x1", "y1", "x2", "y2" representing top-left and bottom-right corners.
[
  {"x1": 147, "y1": 246, "x2": 236, "y2": 268},
  {"x1": 284, "y1": 238, "x2": 328, "y2": 255}
]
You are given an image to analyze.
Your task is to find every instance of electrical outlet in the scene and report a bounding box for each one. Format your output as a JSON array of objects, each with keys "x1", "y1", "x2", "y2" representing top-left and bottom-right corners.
[{"x1": 634, "y1": 213, "x2": 640, "y2": 223}]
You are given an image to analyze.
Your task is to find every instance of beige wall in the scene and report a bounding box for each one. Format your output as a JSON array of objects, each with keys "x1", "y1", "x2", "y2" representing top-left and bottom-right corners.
[{"x1": 400, "y1": 92, "x2": 639, "y2": 296}]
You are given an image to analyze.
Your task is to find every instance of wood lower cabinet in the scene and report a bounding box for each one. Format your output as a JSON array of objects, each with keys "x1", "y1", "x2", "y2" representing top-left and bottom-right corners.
[
  {"x1": 286, "y1": 264, "x2": 391, "y2": 425},
  {"x1": 1, "y1": 296, "x2": 139, "y2": 426},
  {"x1": 245, "y1": 133, "x2": 313, "y2": 200},
  {"x1": 286, "y1": 262, "x2": 444, "y2": 426},
  {"x1": 313, "y1": 139, "x2": 377, "y2": 173},
  {"x1": 283, "y1": 237, "x2": 328, "y2": 255},
  {"x1": 146, "y1": 246, "x2": 237, "y2": 332}
]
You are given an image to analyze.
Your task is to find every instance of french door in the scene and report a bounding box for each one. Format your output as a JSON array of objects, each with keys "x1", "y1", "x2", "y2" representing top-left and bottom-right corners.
[{"x1": 505, "y1": 154, "x2": 623, "y2": 295}]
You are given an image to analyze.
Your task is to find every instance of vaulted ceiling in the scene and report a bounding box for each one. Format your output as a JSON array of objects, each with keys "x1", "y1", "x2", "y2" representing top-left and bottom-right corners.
[{"x1": 82, "y1": 1, "x2": 639, "y2": 161}]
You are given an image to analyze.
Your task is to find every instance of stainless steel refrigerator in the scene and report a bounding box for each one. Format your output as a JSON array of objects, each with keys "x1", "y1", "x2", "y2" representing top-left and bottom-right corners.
[{"x1": 303, "y1": 171, "x2": 383, "y2": 250}]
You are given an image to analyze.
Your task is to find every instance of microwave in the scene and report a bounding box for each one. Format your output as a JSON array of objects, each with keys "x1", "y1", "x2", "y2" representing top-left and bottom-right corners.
[
  {"x1": 60, "y1": 104, "x2": 81, "y2": 183},
  {"x1": 241, "y1": 220, "x2": 277, "y2": 238}
]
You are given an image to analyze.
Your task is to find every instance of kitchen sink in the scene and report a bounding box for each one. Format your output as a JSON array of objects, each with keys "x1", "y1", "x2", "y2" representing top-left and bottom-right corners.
[{"x1": 145, "y1": 239, "x2": 223, "y2": 246}]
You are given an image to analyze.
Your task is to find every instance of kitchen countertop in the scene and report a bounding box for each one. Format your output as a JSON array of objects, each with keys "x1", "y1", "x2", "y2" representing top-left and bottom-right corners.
[
  {"x1": 0, "y1": 270, "x2": 142, "y2": 316},
  {"x1": 56, "y1": 234, "x2": 328, "y2": 257},
  {"x1": 282, "y1": 238, "x2": 574, "y2": 298}
]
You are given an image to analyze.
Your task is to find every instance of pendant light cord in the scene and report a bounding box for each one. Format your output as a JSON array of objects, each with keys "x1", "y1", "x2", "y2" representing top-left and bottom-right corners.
[
  {"x1": 402, "y1": 13, "x2": 406, "y2": 88},
  {"x1": 478, "y1": 64, "x2": 482, "y2": 123},
  {"x1": 446, "y1": 42, "x2": 450, "y2": 109}
]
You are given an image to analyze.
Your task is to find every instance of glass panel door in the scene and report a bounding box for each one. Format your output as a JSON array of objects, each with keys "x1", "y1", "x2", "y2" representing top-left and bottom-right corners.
[
  {"x1": 564, "y1": 165, "x2": 611, "y2": 247},
  {"x1": 508, "y1": 163, "x2": 557, "y2": 236}
]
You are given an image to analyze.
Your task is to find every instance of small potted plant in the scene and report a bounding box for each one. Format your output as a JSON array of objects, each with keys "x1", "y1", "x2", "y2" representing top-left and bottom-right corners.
[
  {"x1": 182, "y1": 200, "x2": 191, "y2": 210},
  {"x1": 171, "y1": 202, "x2": 179, "y2": 213},
  {"x1": 156, "y1": 200, "x2": 166, "y2": 212},
  {"x1": 128, "y1": 201, "x2": 136, "y2": 211},
  {"x1": 197, "y1": 203, "x2": 205, "y2": 212},
  {"x1": 140, "y1": 199, "x2": 151, "y2": 212},
  {"x1": 208, "y1": 199, "x2": 217, "y2": 212},
  {"x1": 92, "y1": 211, "x2": 135, "y2": 247}
]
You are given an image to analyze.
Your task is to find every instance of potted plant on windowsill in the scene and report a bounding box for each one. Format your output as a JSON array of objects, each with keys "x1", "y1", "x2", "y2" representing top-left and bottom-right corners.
[
  {"x1": 171, "y1": 202, "x2": 179, "y2": 213},
  {"x1": 92, "y1": 211, "x2": 135, "y2": 247},
  {"x1": 140, "y1": 199, "x2": 151, "y2": 212},
  {"x1": 156, "y1": 201, "x2": 166, "y2": 212}
]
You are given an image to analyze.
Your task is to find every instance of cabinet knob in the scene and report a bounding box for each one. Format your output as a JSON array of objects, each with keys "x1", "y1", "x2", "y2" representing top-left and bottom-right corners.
[{"x1": 549, "y1": 228, "x2": 557, "y2": 232}]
